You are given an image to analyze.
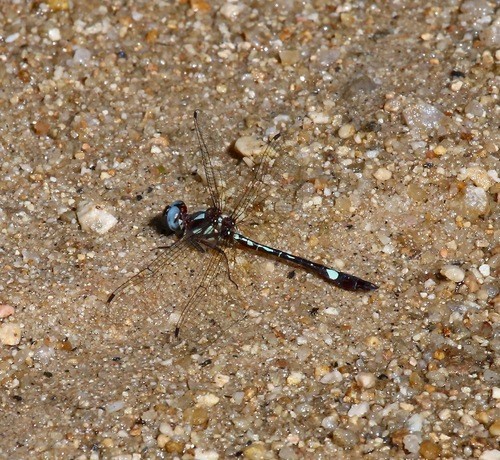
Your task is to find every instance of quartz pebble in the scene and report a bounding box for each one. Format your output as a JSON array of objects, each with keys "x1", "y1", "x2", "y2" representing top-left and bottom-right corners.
[
  {"x1": 356, "y1": 372, "x2": 376, "y2": 389},
  {"x1": 374, "y1": 167, "x2": 392, "y2": 181},
  {"x1": 338, "y1": 123, "x2": 356, "y2": 139},
  {"x1": 479, "y1": 450, "x2": 500, "y2": 460},
  {"x1": 0, "y1": 323, "x2": 22, "y2": 345},
  {"x1": 77, "y1": 200, "x2": 118, "y2": 234},
  {"x1": 403, "y1": 101, "x2": 444, "y2": 134},
  {"x1": 440, "y1": 264, "x2": 465, "y2": 283},
  {"x1": 0, "y1": 305, "x2": 15, "y2": 318}
]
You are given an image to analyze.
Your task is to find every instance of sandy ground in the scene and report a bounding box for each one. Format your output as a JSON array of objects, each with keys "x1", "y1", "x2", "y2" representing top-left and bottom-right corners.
[{"x1": 0, "y1": 0, "x2": 499, "y2": 459}]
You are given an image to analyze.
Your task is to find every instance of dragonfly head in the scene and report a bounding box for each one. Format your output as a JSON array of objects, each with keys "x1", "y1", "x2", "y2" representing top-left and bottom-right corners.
[{"x1": 163, "y1": 200, "x2": 187, "y2": 236}]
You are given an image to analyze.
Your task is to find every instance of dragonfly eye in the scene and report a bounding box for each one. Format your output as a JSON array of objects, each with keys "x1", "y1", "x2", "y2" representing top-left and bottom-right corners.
[{"x1": 164, "y1": 200, "x2": 187, "y2": 235}]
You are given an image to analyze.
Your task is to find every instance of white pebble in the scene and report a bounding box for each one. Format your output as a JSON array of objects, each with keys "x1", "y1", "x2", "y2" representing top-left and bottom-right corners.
[
  {"x1": 373, "y1": 167, "x2": 392, "y2": 181},
  {"x1": 338, "y1": 123, "x2": 356, "y2": 139},
  {"x1": 287, "y1": 371, "x2": 304, "y2": 385},
  {"x1": 234, "y1": 136, "x2": 266, "y2": 160},
  {"x1": 321, "y1": 414, "x2": 339, "y2": 430},
  {"x1": 106, "y1": 400, "x2": 125, "y2": 413},
  {"x1": 219, "y1": 2, "x2": 245, "y2": 19},
  {"x1": 197, "y1": 393, "x2": 220, "y2": 408},
  {"x1": 440, "y1": 264, "x2": 465, "y2": 283},
  {"x1": 159, "y1": 422, "x2": 174, "y2": 436},
  {"x1": 77, "y1": 200, "x2": 117, "y2": 234},
  {"x1": 492, "y1": 387, "x2": 500, "y2": 399},
  {"x1": 48, "y1": 27, "x2": 61, "y2": 41},
  {"x1": 73, "y1": 47, "x2": 92, "y2": 65},
  {"x1": 320, "y1": 370, "x2": 343, "y2": 384},
  {"x1": 6, "y1": 33, "x2": 20, "y2": 43},
  {"x1": 403, "y1": 434, "x2": 421, "y2": 454},
  {"x1": 464, "y1": 166, "x2": 494, "y2": 190},
  {"x1": 194, "y1": 448, "x2": 219, "y2": 460},
  {"x1": 308, "y1": 111, "x2": 330, "y2": 124},
  {"x1": 356, "y1": 372, "x2": 376, "y2": 389},
  {"x1": 403, "y1": 101, "x2": 444, "y2": 133},
  {"x1": 348, "y1": 402, "x2": 369, "y2": 417},
  {"x1": 478, "y1": 264, "x2": 490, "y2": 277},
  {"x1": 0, "y1": 323, "x2": 22, "y2": 345},
  {"x1": 407, "y1": 413, "x2": 424, "y2": 432},
  {"x1": 214, "y1": 373, "x2": 230, "y2": 387},
  {"x1": 479, "y1": 450, "x2": 500, "y2": 460}
]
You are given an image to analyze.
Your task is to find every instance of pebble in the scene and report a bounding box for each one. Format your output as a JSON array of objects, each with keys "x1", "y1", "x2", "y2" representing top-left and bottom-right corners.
[
  {"x1": 419, "y1": 440, "x2": 441, "y2": 459},
  {"x1": 234, "y1": 136, "x2": 267, "y2": 164},
  {"x1": 455, "y1": 185, "x2": 490, "y2": 220},
  {"x1": 403, "y1": 434, "x2": 421, "y2": 454},
  {"x1": 0, "y1": 323, "x2": 22, "y2": 346},
  {"x1": 462, "y1": 167, "x2": 495, "y2": 190},
  {"x1": 478, "y1": 264, "x2": 490, "y2": 277},
  {"x1": 308, "y1": 111, "x2": 330, "y2": 124},
  {"x1": 440, "y1": 264, "x2": 465, "y2": 283},
  {"x1": 72, "y1": 47, "x2": 92, "y2": 65},
  {"x1": 373, "y1": 167, "x2": 392, "y2": 181},
  {"x1": 279, "y1": 50, "x2": 300, "y2": 66},
  {"x1": 348, "y1": 402, "x2": 369, "y2": 417},
  {"x1": 479, "y1": 450, "x2": 500, "y2": 460},
  {"x1": 492, "y1": 387, "x2": 500, "y2": 399},
  {"x1": 219, "y1": 1, "x2": 244, "y2": 19},
  {"x1": 403, "y1": 101, "x2": 444, "y2": 134},
  {"x1": 76, "y1": 200, "x2": 118, "y2": 234},
  {"x1": 319, "y1": 370, "x2": 343, "y2": 384},
  {"x1": 489, "y1": 419, "x2": 500, "y2": 436},
  {"x1": 214, "y1": 373, "x2": 230, "y2": 387},
  {"x1": 197, "y1": 393, "x2": 220, "y2": 408},
  {"x1": 287, "y1": 371, "x2": 304, "y2": 385},
  {"x1": 194, "y1": 448, "x2": 219, "y2": 460},
  {"x1": 338, "y1": 123, "x2": 356, "y2": 139},
  {"x1": 356, "y1": 372, "x2": 376, "y2": 389},
  {"x1": 407, "y1": 413, "x2": 424, "y2": 432},
  {"x1": 243, "y1": 443, "x2": 269, "y2": 459},
  {"x1": 0, "y1": 304, "x2": 15, "y2": 318},
  {"x1": 48, "y1": 27, "x2": 61, "y2": 41}
]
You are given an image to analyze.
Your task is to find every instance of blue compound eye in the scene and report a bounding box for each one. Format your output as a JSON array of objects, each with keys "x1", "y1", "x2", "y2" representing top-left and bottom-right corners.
[{"x1": 163, "y1": 200, "x2": 187, "y2": 235}]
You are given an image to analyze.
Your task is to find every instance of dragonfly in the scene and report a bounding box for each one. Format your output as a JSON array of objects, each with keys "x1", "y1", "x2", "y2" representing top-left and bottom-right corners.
[{"x1": 108, "y1": 110, "x2": 377, "y2": 351}]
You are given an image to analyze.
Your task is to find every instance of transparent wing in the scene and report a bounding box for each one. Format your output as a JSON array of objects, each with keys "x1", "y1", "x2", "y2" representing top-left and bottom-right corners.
[
  {"x1": 231, "y1": 133, "x2": 280, "y2": 223},
  {"x1": 107, "y1": 235, "x2": 247, "y2": 353},
  {"x1": 192, "y1": 110, "x2": 281, "y2": 223}
]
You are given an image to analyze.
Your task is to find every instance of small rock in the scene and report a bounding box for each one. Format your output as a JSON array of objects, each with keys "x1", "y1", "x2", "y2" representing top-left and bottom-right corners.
[
  {"x1": 0, "y1": 323, "x2": 22, "y2": 346},
  {"x1": 403, "y1": 434, "x2": 421, "y2": 454},
  {"x1": 243, "y1": 443, "x2": 269, "y2": 459},
  {"x1": 479, "y1": 450, "x2": 500, "y2": 460},
  {"x1": 403, "y1": 101, "x2": 444, "y2": 134},
  {"x1": 489, "y1": 419, "x2": 500, "y2": 436},
  {"x1": 492, "y1": 387, "x2": 500, "y2": 399},
  {"x1": 196, "y1": 393, "x2": 220, "y2": 408},
  {"x1": 77, "y1": 200, "x2": 118, "y2": 234},
  {"x1": 464, "y1": 167, "x2": 495, "y2": 190},
  {"x1": 308, "y1": 111, "x2": 330, "y2": 124},
  {"x1": 356, "y1": 372, "x2": 376, "y2": 389},
  {"x1": 279, "y1": 50, "x2": 300, "y2": 66},
  {"x1": 48, "y1": 27, "x2": 61, "y2": 41},
  {"x1": 0, "y1": 305, "x2": 15, "y2": 318},
  {"x1": 234, "y1": 136, "x2": 268, "y2": 165},
  {"x1": 320, "y1": 370, "x2": 343, "y2": 384},
  {"x1": 440, "y1": 264, "x2": 465, "y2": 283},
  {"x1": 419, "y1": 440, "x2": 442, "y2": 459},
  {"x1": 373, "y1": 167, "x2": 392, "y2": 181},
  {"x1": 287, "y1": 371, "x2": 304, "y2": 385},
  {"x1": 219, "y1": 1, "x2": 244, "y2": 19},
  {"x1": 348, "y1": 402, "x2": 369, "y2": 417},
  {"x1": 338, "y1": 123, "x2": 356, "y2": 139},
  {"x1": 194, "y1": 448, "x2": 219, "y2": 460}
]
